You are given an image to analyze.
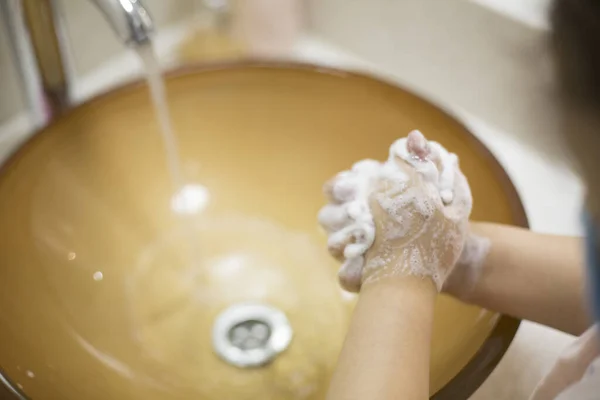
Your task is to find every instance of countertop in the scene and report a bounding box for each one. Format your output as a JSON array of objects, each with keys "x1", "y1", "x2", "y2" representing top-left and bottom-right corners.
[{"x1": 0, "y1": 17, "x2": 585, "y2": 400}]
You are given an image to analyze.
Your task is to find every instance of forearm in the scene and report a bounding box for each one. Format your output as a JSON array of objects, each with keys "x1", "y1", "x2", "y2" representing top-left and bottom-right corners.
[
  {"x1": 447, "y1": 222, "x2": 591, "y2": 335},
  {"x1": 327, "y1": 276, "x2": 436, "y2": 400}
]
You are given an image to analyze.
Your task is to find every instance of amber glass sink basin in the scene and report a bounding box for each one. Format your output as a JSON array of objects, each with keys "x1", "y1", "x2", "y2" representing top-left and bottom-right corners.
[{"x1": 0, "y1": 63, "x2": 525, "y2": 399}]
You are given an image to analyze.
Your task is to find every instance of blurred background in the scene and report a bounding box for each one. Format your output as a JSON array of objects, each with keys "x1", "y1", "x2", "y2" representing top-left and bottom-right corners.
[{"x1": 1, "y1": 0, "x2": 554, "y2": 144}]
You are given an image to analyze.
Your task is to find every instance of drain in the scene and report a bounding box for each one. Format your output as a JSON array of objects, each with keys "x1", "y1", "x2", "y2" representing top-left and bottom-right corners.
[
  {"x1": 228, "y1": 319, "x2": 272, "y2": 350},
  {"x1": 212, "y1": 302, "x2": 293, "y2": 368}
]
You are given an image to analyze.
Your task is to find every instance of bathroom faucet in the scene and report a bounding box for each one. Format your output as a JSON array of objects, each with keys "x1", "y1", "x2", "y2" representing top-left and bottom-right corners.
[
  {"x1": 0, "y1": 0, "x2": 155, "y2": 129},
  {"x1": 92, "y1": 0, "x2": 154, "y2": 46}
]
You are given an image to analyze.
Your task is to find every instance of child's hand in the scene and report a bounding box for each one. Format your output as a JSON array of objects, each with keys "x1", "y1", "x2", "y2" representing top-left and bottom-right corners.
[{"x1": 319, "y1": 131, "x2": 473, "y2": 292}]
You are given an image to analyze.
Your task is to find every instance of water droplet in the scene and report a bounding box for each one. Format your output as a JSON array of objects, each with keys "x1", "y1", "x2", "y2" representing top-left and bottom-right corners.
[
  {"x1": 93, "y1": 271, "x2": 104, "y2": 281},
  {"x1": 26, "y1": 370, "x2": 34, "y2": 378},
  {"x1": 67, "y1": 252, "x2": 76, "y2": 261}
]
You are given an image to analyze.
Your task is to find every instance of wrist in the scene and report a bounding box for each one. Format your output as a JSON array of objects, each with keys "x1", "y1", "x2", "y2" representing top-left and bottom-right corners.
[
  {"x1": 442, "y1": 226, "x2": 491, "y2": 301},
  {"x1": 360, "y1": 274, "x2": 437, "y2": 325},
  {"x1": 362, "y1": 268, "x2": 437, "y2": 299},
  {"x1": 442, "y1": 260, "x2": 479, "y2": 301},
  {"x1": 362, "y1": 241, "x2": 456, "y2": 293}
]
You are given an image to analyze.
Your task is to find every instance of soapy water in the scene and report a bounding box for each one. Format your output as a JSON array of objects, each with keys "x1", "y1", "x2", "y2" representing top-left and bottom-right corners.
[
  {"x1": 137, "y1": 44, "x2": 213, "y2": 217},
  {"x1": 136, "y1": 43, "x2": 214, "y2": 286},
  {"x1": 124, "y1": 214, "x2": 346, "y2": 393},
  {"x1": 122, "y1": 45, "x2": 353, "y2": 385},
  {"x1": 319, "y1": 130, "x2": 472, "y2": 291}
]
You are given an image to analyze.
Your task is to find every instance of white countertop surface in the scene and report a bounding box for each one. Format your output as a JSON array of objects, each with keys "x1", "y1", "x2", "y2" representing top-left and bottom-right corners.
[
  {"x1": 0, "y1": 19, "x2": 585, "y2": 399},
  {"x1": 470, "y1": 0, "x2": 550, "y2": 29}
]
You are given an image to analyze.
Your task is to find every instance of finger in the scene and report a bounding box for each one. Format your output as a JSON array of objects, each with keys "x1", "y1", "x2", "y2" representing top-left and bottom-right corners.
[
  {"x1": 426, "y1": 141, "x2": 458, "y2": 205},
  {"x1": 323, "y1": 179, "x2": 339, "y2": 204},
  {"x1": 318, "y1": 204, "x2": 351, "y2": 233},
  {"x1": 323, "y1": 171, "x2": 357, "y2": 204},
  {"x1": 439, "y1": 152, "x2": 458, "y2": 205},
  {"x1": 406, "y1": 130, "x2": 431, "y2": 160},
  {"x1": 344, "y1": 224, "x2": 375, "y2": 259},
  {"x1": 389, "y1": 134, "x2": 439, "y2": 184},
  {"x1": 426, "y1": 141, "x2": 443, "y2": 172},
  {"x1": 338, "y1": 256, "x2": 364, "y2": 293},
  {"x1": 446, "y1": 169, "x2": 473, "y2": 220},
  {"x1": 327, "y1": 225, "x2": 358, "y2": 261},
  {"x1": 327, "y1": 224, "x2": 373, "y2": 261}
]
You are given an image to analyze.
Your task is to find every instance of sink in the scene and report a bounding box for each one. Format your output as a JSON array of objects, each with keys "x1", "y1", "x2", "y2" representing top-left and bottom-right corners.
[{"x1": 0, "y1": 62, "x2": 524, "y2": 399}]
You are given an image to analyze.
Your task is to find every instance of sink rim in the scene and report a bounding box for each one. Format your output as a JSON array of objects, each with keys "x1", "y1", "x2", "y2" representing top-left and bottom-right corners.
[{"x1": 0, "y1": 60, "x2": 526, "y2": 400}]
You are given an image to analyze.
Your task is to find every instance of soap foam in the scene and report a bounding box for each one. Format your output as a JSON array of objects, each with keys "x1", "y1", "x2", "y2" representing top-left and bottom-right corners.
[{"x1": 318, "y1": 130, "x2": 467, "y2": 290}]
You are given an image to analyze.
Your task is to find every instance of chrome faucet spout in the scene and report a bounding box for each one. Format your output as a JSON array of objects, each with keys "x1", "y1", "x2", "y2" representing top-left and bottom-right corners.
[{"x1": 91, "y1": 0, "x2": 154, "y2": 47}]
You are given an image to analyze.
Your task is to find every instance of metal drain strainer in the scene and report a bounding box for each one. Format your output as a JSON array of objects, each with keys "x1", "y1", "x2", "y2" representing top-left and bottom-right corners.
[{"x1": 212, "y1": 302, "x2": 293, "y2": 368}]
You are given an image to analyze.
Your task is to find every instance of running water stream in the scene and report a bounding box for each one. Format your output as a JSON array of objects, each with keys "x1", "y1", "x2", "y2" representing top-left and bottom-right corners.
[{"x1": 136, "y1": 43, "x2": 185, "y2": 191}]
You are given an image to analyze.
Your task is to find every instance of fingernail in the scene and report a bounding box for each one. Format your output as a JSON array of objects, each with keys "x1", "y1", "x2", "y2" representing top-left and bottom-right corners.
[{"x1": 407, "y1": 130, "x2": 430, "y2": 160}]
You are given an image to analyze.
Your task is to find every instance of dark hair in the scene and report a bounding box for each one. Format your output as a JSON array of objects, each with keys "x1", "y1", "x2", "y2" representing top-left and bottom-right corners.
[
  {"x1": 551, "y1": 0, "x2": 600, "y2": 109},
  {"x1": 552, "y1": 0, "x2": 600, "y2": 324}
]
